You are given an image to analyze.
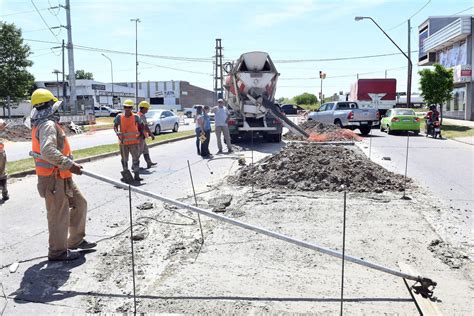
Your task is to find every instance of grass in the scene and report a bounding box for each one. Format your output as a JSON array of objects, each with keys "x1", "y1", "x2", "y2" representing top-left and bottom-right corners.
[
  {"x1": 6, "y1": 129, "x2": 195, "y2": 175},
  {"x1": 96, "y1": 117, "x2": 115, "y2": 124},
  {"x1": 419, "y1": 121, "x2": 474, "y2": 139}
]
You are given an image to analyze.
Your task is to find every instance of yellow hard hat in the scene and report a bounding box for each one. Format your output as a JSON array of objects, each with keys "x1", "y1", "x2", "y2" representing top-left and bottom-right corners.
[
  {"x1": 123, "y1": 99, "x2": 134, "y2": 107},
  {"x1": 31, "y1": 88, "x2": 58, "y2": 107},
  {"x1": 138, "y1": 101, "x2": 150, "y2": 109}
]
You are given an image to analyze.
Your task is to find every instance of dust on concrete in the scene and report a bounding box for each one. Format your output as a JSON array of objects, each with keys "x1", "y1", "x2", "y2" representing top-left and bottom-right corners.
[
  {"x1": 428, "y1": 239, "x2": 469, "y2": 269},
  {"x1": 231, "y1": 143, "x2": 409, "y2": 193}
]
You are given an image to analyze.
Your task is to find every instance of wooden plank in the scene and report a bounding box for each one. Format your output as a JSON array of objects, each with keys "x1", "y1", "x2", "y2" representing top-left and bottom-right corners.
[{"x1": 398, "y1": 262, "x2": 442, "y2": 316}]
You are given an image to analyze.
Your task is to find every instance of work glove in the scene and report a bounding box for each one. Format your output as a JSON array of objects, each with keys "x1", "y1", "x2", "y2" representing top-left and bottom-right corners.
[{"x1": 69, "y1": 162, "x2": 83, "y2": 175}]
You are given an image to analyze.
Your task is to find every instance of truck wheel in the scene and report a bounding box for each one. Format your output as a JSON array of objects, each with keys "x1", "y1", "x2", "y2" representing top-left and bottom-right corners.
[
  {"x1": 186, "y1": 112, "x2": 192, "y2": 118},
  {"x1": 334, "y1": 119, "x2": 343, "y2": 128},
  {"x1": 359, "y1": 126, "x2": 371, "y2": 136},
  {"x1": 272, "y1": 133, "x2": 282, "y2": 143}
]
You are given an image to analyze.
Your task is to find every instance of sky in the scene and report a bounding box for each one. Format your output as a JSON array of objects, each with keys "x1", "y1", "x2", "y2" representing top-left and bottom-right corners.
[{"x1": 0, "y1": 0, "x2": 472, "y2": 99}]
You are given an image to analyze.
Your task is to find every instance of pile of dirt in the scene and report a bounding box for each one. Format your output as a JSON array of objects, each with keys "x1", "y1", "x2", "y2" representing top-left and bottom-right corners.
[
  {"x1": 0, "y1": 123, "x2": 78, "y2": 142},
  {"x1": 428, "y1": 239, "x2": 469, "y2": 269},
  {"x1": 231, "y1": 143, "x2": 408, "y2": 193},
  {"x1": 285, "y1": 120, "x2": 362, "y2": 142}
]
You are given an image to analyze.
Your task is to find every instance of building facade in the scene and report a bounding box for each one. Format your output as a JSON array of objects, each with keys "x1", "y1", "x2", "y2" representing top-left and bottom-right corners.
[
  {"x1": 418, "y1": 16, "x2": 473, "y2": 121},
  {"x1": 36, "y1": 80, "x2": 214, "y2": 112}
]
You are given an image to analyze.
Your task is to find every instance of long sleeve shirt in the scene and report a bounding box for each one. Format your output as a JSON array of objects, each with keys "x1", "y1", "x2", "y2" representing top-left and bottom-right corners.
[{"x1": 37, "y1": 121, "x2": 73, "y2": 171}]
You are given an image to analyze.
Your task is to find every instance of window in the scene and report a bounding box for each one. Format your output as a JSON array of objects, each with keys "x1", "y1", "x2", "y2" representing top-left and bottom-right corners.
[
  {"x1": 336, "y1": 102, "x2": 350, "y2": 109},
  {"x1": 325, "y1": 103, "x2": 335, "y2": 111},
  {"x1": 318, "y1": 104, "x2": 327, "y2": 112},
  {"x1": 393, "y1": 109, "x2": 415, "y2": 116},
  {"x1": 386, "y1": 110, "x2": 391, "y2": 117}
]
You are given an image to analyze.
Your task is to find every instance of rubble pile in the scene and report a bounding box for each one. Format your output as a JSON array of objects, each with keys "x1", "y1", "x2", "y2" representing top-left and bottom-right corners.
[
  {"x1": 285, "y1": 120, "x2": 362, "y2": 142},
  {"x1": 233, "y1": 143, "x2": 408, "y2": 193},
  {"x1": 0, "y1": 123, "x2": 78, "y2": 142}
]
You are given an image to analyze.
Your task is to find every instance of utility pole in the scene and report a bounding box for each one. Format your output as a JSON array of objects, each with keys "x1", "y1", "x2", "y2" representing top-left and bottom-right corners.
[
  {"x1": 62, "y1": 39, "x2": 66, "y2": 109},
  {"x1": 130, "y1": 18, "x2": 141, "y2": 110},
  {"x1": 65, "y1": 0, "x2": 77, "y2": 113},
  {"x1": 319, "y1": 70, "x2": 326, "y2": 105},
  {"x1": 407, "y1": 19, "x2": 412, "y2": 108},
  {"x1": 385, "y1": 69, "x2": 388, "y2": 78},
  {"x1": 102, "y1": 53, "x2": 114, "y2": 107},
  {"x1": 214, "y1": 39, "x2": 224, "y2": 102}
]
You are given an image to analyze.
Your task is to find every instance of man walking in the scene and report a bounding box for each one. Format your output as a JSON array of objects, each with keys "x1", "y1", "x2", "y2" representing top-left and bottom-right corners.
[
  {"x1": 0, "y1": 119, "x2": 9, "y2": 201},
  {"x1": 114, "y1": 99, "x2": 143, "y2": 182},
  {"x1": 212, "y1": 99, "x2": 233, "y2": 154},
  {"x1": 30, "y1": 88, "x2": 95, "y2": 261},
  {"x1": 137, "y1": 101, "x2": 157, "y2": 169}
]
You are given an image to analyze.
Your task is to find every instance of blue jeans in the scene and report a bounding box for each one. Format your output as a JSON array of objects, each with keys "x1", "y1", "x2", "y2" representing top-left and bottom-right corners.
[{"x1": 195, "y1": 127, "x2": 201, "y2": 154}]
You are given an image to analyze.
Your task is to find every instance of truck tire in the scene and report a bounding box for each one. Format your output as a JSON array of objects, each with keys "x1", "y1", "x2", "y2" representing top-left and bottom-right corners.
[
  {"x1": 272, "y1": 133, "x2": 282, "y2": 143},
  {"x1": 334, "y1": 119, "x2": 343, "y2": 128},
  {"x1": 359, "y1": 126, "x2": 371, "y2": 136}
]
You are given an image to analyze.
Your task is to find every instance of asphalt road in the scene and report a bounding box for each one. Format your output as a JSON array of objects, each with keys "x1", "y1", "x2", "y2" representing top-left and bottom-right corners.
[{"x1": 3, "y1": 119, "x2": 196, "y2": 162}]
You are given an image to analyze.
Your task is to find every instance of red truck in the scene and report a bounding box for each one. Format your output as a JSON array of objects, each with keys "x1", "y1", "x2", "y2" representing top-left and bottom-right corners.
[{"x1": 349, "y1": 79, "x2": 397, "y2": 115}]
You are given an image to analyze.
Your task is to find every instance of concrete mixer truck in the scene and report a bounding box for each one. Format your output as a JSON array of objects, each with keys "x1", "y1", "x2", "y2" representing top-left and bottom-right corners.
[{"x1": 223, "y1": 51, "x2": 308, "y2": 142}]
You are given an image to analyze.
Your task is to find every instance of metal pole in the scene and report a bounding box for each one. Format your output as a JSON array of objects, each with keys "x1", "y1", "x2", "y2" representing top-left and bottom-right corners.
[
  {"x1": 77, "y1": 168, "x2": 435, "y2": 285},
  {"x1": 187, "y1": 160, "x2": 205, "y2": 243},
  {"x1": 62, "y1": 40, "x2": 66, "y2": 111},
  {"x1": 102, "y1": 54, "x2": 114, "y2": 107},
  {"x1": 407, "y1": 19, "x2": 412, "y2": 108},
  {"x1": 385, "y1": 69, "x2": 387, "y2": 79},
  {"x1": 130, "y1": 18, "x2": 140, "y2": 110},
  {"x1": 320, "y1": 77, "x2": 323, "y2": 105},
  {"x1": 65, "y1": 0, "x2": 77, "y2": 113},
  {"x1": 128, "y1": 185, "x2": 137, "y2": 315},
  {"x1": 340, "y1": 191, "x2": 347, "y2": 315},
  {"x1": 403, "y1": 132, "x2": 410, "y2": 198}
]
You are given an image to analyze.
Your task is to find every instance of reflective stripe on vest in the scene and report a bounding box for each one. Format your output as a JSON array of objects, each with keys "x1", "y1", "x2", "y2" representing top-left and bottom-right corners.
[
  {"x1": 31, "y1": 123, "x2": 73, "y2": 179},
  {"x1": 137, "y1": 112, "x2": 149, "y2": 138},
  {"x1": 119, "y1": 114, "x2": 140, "y2": 145}
]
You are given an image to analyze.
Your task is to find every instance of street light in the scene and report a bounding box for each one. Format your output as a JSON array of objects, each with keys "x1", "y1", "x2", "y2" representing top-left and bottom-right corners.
[
  {"x1": 130, "y1": 18, "x2": 141, "y2": 110},
  {"x1": 101, "y1": 53, "x2": 115, "y2": 107},
  {"x1": 52, "y1": 69, "x2": 62, "y2": 99},
  {"x1": 355, "y1": 16, "x2": 412, "y2": 107}
]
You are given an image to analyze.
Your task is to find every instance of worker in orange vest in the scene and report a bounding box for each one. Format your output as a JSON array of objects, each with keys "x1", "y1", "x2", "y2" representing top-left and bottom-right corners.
[
  {"x1": 30, "y1": 88, "x2": 95, "y2": 261},
  {"x1": 114, "y1": 99, "x2": 144, "y2": 182},
  {"x1": 137, "y1": 101, "x2": 157, "y2": 169},
  {"x1": 0, "y1": 119, "x2": 9, "y2": 201}
]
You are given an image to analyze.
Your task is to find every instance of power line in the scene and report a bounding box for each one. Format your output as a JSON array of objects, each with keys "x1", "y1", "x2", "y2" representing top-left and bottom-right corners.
[
  {"x1": 139, "y1": 61, "x2": 212, "y2": 76},
  {"x1": 280, "y1": 66, "x2": 407, "y2": 81},
  {"x1": 451, "y1": 6, "x2": 473, "y2": 15},
  {"x1": 273, "y1": 51, "x2": 418, "y2": 63},
  {"x1": 0, "y1": 7, "x2": 49, "y2": 17},
  {"x1": 388, "y1": 0, "x2": 431, "y2": 31},
  {"x1": 30, "y1": 0, "x2": 60, "y2": 41}
]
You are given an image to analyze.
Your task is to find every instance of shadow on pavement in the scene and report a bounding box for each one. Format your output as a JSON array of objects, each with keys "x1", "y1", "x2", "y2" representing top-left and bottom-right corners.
[{"x1": 11, "y1": 253, "x2": 91, "y2": 304}]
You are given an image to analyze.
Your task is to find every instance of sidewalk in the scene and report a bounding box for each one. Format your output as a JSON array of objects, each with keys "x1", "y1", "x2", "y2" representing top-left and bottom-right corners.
[{"x1": 443, "y1": 118, "x2": 474, "y2": 127}]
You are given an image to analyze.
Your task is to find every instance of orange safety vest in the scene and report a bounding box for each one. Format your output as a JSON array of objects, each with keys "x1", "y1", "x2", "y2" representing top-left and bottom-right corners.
[
  {"x1": 137, "y1": 112, "x2": 148, "y2": 138},
  {"x1": 119, "y1": 114, "x2": 140, "y2": 145},
  {"x1": 31, "y1": 123, "x2": 72, "y2": 179},
  {"x1": 0, "y1": 142, "x2": 4, "y2": 153}
]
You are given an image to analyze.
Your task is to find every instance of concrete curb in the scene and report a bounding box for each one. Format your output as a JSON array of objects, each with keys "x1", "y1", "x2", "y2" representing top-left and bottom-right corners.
[{"x1": 8, "y1": 133, "x2": 195, "y2": 179}]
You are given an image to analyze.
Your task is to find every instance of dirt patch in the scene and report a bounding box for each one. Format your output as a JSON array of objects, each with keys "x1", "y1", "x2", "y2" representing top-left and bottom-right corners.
[
  {"x1": 0, "y1": 123, "x2": 78, "y2": 142},
  {"x1": 231, "y1": 143, "x2": 408, "y2": 193},
  {"x1": 285, "y1": 120, "x2": 362, "y2": 142},
  {"x1": 427, "y1": 239, "x2": 469, "y2": 269}
]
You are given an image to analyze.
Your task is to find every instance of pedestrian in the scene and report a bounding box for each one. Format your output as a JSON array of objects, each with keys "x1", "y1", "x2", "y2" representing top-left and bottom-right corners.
[
  {"x1": 137, "y1": 101, "x2": 157, "y2": 169},
  {"x1": 199, "y1": 105, "x2": 212, "y2": 158},
  {"x1": 0, "y1": 119, "x2": 9, "y2": 201},
  {"x1": 30, "y1": 88, "x2": 95, "y2": 261},
  {"x1": 114, "y1": 99, "x2": 144, "y2": 182},
  {"x1": 194, "y1": 105, "x2": 203, "y2": 155},
  {"x1": 212, "y1": 98, "x2": 233, "y2": 154}
]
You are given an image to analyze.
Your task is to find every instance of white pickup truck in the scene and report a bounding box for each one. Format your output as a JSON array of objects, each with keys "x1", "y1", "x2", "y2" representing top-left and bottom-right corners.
[{"x1": 307, "y1": 101, "x2": 379, "y2": 135}]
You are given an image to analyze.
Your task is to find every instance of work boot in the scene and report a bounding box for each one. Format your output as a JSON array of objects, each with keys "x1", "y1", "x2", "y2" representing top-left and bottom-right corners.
[
  {"x1": 48, "y1": 250, "x2": 81, "y2": 262},
  {"x1": 70, "y1": 239, "x2": 97, "y2": 250},
  {"x1": 144, "y1": 154, "x2": 157, "y2": 169},
  {"x1": 2, "y1": 190, "x2": 9, "y2": 201},
  {"x1": 134, "y1": 172, "x2": 143, "y2": 181}
]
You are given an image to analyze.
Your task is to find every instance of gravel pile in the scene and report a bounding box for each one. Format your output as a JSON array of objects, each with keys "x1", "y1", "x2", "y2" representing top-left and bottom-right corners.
[
  {"x1": 285, "y1": 120, "x2": 361, "y2": 142},
  {"x1": 232, "y1": 143, "x2": 408, "y2": 193}
]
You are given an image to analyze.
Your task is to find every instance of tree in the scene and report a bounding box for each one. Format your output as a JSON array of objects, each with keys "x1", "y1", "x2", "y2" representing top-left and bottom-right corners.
[
  {"x1": 75, "y1": 69, "x2": 94, "y2": 80},
  {"x1": 419, "y1": 64, "x2": 454, "y2": 124},
  {"x1": 293, "y1": 92, "x2": 317, "y2": 105},
  {"x1": 0, "y1": 22, "x2": 35, "y2": 99}
]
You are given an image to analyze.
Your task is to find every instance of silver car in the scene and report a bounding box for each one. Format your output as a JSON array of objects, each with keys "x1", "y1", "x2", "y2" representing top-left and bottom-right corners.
[{"x1": 146, "y1": 110, "x2": 180, "y2": 135}]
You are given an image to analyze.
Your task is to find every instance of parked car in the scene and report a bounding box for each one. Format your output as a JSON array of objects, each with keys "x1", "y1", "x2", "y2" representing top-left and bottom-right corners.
[
  {"x1": 280, "y1": 104, "x2": 304, "y2": 115},
  {"x1": 307, "y1": 101, "x2": 379, "y2": 135},
  {"x1": 380, "y1": 108, "x2": 420, "y2": 135},
  {"x1": 146, "y1": 109, "x2": 180, "y2": 135},
  {"x1": 183, "y1": 105, "x2": 205, "y2": 118},
  {"x1": 93, "y1": 105, "x2": 121, "y2": 117}
]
